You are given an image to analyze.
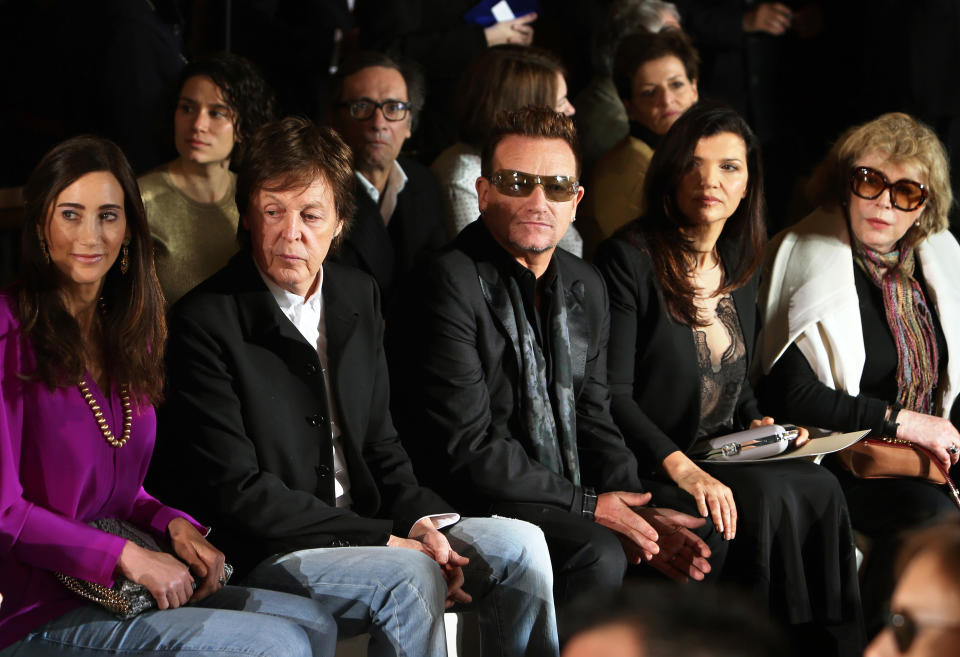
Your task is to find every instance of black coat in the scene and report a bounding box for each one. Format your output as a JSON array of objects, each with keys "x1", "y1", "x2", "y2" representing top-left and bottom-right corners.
[
  {"x1": 150, "y1": 253, "x2": 453, "y2": 575},
  {"x1": 333, "y1": 156, "x2": 447, "y2": 306},
  {"x1": 594, "y1": 229, "x2": 762, "y2": 472},
  {"x1": 387, "y1": 221, "x2": 644, "y2": 518}
]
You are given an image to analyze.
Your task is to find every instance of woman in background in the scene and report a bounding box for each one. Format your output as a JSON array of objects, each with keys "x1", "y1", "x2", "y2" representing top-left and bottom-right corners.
[
  {"x1": 0, "y1": 136, "x2": 334, "y2": 656},
  {"x1": 140, "y1": 52, "x2": 276, "y2": 305},
  {"x1": 587, "y1": 28, "x2": 699, "y2": 240}
]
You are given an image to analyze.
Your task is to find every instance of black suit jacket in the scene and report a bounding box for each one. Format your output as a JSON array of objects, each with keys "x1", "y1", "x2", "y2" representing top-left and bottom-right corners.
[
  {"x1": 333, "y1": 157, "x2": 447, "y2": 306},
  {"x1": 594, "y1": 227, "x2": 762, "y2": 473},
  {"x1": 150, "y1": 252, "x2": 453, "y2": 575},
  {"x1": 387, "y1": 221, "x2": 644, "y2": 518}
]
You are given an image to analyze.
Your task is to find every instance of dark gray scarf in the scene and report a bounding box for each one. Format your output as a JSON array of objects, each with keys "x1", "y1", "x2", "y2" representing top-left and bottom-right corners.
[{"x1": 504, "y1": 271, "x2": 581, "y2": 485}]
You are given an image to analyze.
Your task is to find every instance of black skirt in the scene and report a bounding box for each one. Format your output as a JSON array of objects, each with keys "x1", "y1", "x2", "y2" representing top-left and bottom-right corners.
[{"x1": 700, "y1": 459, "x2": 864, "y2": 654}]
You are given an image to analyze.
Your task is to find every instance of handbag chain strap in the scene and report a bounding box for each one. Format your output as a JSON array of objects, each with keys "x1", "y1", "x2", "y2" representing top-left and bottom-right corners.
[
  {"x1": 55, "y1": 573, "x2": 133, "y2": 615},
  {"x1": 904, "y1": 441, "x2": 960, "y2": 511}
]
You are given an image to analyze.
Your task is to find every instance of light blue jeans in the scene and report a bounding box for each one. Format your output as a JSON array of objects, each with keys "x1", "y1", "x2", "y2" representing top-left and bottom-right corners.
[
  {"x1": 1, "y1": 586, "x2": 337, "y2": 656},
  {"x1": 242, "y1": 516, "x2": 558, "y2": 657}
]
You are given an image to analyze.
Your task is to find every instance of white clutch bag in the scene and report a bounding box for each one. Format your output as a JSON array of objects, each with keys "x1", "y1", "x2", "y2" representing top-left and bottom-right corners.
[{"x1": 688, "y1": 424, "x2": 800, "y2": 462}]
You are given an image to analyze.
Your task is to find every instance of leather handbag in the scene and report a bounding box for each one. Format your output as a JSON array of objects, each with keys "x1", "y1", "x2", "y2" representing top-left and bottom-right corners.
[
  {"x1": 834, "y1": 437, "x2": 960, "y2": 511},
  {"x1": 834, "y1": 436, "x2": 945, "y2": 483},
  {"x1": 57, "y1": 518, "x2": 233, "y2": 619}
]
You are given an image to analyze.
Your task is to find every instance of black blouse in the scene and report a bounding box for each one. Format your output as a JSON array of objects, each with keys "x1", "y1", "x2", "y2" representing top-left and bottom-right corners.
[{"x1": 758, "y1": 258, "x2": 948, "y2": 434}]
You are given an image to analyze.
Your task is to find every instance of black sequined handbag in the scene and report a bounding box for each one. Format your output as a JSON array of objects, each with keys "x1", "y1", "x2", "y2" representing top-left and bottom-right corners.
[{"x1": 56, "y1": 518, "x2": 233, "y2": 619}]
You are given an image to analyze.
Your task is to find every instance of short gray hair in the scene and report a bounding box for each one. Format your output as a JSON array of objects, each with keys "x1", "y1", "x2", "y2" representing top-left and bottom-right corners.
[{"x1": 593, "y1": 0, "x2": 681, "y2": 75}]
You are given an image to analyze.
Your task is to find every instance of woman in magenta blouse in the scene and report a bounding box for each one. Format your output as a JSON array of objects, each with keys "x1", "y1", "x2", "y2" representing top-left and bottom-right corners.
[{"x1": 0, "y1": 136, "x2": 335, "y2": 656}]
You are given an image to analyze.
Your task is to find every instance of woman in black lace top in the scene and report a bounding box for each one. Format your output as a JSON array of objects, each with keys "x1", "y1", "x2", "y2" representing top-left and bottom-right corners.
[{"x1": 595, "y1": 102, "x2": 863, "y2": 656}]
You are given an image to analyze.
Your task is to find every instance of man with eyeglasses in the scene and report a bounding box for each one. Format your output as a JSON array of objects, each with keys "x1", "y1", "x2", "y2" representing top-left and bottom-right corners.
[
  {"x1": 388, "y1": 106, "x2": 724, "y2": 613},
  {"x1": 328, "y1": 51, "x2": 447, "y2": 308}
]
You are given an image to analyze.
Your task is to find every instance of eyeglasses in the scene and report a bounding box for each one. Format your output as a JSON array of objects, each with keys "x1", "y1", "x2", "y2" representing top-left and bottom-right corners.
[
  {"x1": 338, "y1": 99, "x2": 411, "y2": 122},
  {"x1": 850, "y1": 166, "x2": 927, "y2": 212},
  {"x1": 488, "y1": 170, "x2": 580, "y2": 202},
  {"x1": 885, "y1": 610, "x2": 960, "y2": 652}
]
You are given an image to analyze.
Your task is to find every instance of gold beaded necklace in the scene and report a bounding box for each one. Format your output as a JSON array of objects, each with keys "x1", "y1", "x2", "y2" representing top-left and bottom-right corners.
[{"x1": 78, "y1": 379, "x2": 133, "y2": 448}]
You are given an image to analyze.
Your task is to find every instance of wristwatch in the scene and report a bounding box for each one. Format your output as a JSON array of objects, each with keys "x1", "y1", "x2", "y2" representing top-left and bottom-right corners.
[
  {"x1": 581, "y1": 487, "x2": 598, "y2": 519},
  {"x1": 883, "y1": 403, "x2": 902, "y2": 440}
]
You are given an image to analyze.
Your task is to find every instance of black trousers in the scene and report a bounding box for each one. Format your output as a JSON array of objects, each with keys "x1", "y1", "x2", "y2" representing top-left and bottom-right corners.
[{"x1": 491, "y1": 479, "x2": 727, "y2": 612}]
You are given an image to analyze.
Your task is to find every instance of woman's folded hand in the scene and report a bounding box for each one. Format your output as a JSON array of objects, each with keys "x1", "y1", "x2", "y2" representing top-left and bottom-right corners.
[
  {"x1": 167, "y1": 517, "x2": 227, "y2": 601},
  {"x1": 116, "y1": 540, "x2": 194, "y2": 609}
]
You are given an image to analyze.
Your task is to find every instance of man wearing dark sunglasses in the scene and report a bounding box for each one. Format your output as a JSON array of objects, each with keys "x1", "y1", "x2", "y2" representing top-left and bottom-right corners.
[
  {"x1": 329, "y1": 51, "x2": 447, "y2": 308},
  {"x1": 389, "y1": 106, "x2": 724, "y2": 614}
]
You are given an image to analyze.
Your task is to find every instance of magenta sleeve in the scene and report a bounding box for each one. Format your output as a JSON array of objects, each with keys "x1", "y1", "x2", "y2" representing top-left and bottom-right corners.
[{"x1": 129, "y1": 487, "x2": 209, "y2": 537}]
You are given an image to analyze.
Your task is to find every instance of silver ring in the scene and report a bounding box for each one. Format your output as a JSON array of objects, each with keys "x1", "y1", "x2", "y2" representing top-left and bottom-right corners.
[
  {"x1": 218, "y1": 576, "x2": 226, "y2": 586},
  {"x1": 948, "y1": 445, "x2": 959, "y2": 456}
]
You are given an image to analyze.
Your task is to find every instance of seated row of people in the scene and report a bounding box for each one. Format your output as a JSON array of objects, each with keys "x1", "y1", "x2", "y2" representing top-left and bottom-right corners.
[
  {"x1": 0, "y1": 106, "x2": 701, "y2": 657},
  {"x1": 0, "y1": 104, "x2": 704, "y2": 655},
  {"x1": 0, "y1": 116, "x2": 570, "y2": 656},
  {"x1": 139, "y1": 44, "x2": 600, "y2": 315},
  {"x1": 137, "y1": 35, "x2": 692, "y2": 316},
  {"x1": 3, "y1": 96, "x2": 959, "y2": 657},
  {"x1": 137, "y1": 26, "x2": 702, "y2": 307}
]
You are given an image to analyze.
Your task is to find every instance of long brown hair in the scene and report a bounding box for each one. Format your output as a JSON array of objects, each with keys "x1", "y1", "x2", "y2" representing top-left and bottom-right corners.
[
  {"x1": 639, "y1": 102, "x2": 766, "y2": 327},
  {"x1": 457, "y1": 46, "x2": 565, "y2": 149},
  {"x1": 19, "y1": 135, "x2": 166, "y2": 403}
]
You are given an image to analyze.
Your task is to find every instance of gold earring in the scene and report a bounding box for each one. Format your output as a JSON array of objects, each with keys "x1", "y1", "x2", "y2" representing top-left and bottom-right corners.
[
  {"x1": 36, "y1": 226, "x2": 50, "y2": 264},
  {"x1": 120, "y1": 241, "x2": 130, "y2": 275}
]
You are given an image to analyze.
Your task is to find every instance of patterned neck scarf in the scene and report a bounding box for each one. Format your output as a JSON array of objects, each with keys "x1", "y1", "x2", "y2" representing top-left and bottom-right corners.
[
  {"x1": 504, "y1": 270, "x2": 581, "y2": 485},
  {"x1": 853, "y1": 241, "x2": 940, "y2": 413}
]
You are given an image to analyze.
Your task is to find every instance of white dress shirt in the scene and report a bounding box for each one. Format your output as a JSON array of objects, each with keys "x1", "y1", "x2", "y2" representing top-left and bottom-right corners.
[
  {"x1": 259, "y1": 265, "x2": 353, "y2": 508},
  {"x1": 356, "y1": 160, "x2": 408, "y2": 226}
]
